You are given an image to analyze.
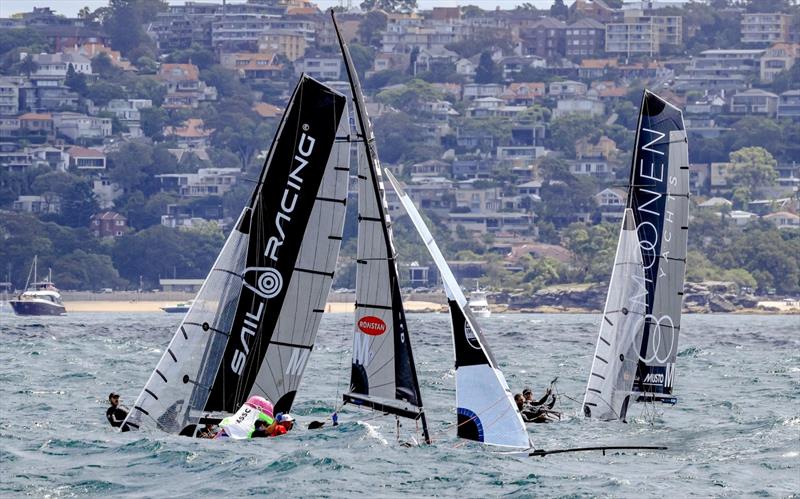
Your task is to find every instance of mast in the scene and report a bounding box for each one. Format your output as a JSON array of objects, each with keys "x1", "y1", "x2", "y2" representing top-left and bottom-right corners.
[
  {"x1": 331, "y1": 10, "x2": 430, "y2": 444},
  {"x1": 583, "y1": 90, "x2": 689, "y2": 420}
]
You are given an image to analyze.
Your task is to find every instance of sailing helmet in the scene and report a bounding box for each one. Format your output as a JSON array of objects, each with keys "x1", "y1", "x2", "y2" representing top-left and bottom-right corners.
[
  {"x1": 246, "y1": 395, "x2": 274, "y2": 417},
  {"x1": 276, "y1": 413, "x2": 294, "y2": 423}
]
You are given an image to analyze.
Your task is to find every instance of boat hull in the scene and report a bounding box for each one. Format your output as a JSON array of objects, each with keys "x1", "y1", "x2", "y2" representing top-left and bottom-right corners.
[
  {"x1": 10, "y1": 300, "x2": 66, "y2": 316},
  {"x1": 161, "y1": 306, "x2": 190, "y2": 314}
]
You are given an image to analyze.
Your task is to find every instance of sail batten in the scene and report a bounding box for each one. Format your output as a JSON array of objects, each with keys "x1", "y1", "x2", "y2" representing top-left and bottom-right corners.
[{"x1": 583, "y1": 90, "x2": 689, "y2": 420}]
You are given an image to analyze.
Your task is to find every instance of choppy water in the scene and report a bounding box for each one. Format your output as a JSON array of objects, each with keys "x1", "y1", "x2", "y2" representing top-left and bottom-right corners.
[{"x1": 0, "y1": 312, "x2": 798, "y2": 497}]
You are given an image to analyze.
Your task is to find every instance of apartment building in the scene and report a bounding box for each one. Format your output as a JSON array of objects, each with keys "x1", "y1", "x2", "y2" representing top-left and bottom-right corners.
[
  {"x1": 760, "y1": 43, "x2": 798, "y2": 83},
  {"x1": 294, "y1": 56, "x2": 341, "y2": 80},
  {"x1": 518, "y1": 17, "x2": 567, "y2": 59},
  {"x1": 741, "y1": 13, "x2": 793, "y2": 45},
  {"x1": 149, "y1": 1, "x2": 218, "y2": 51},
  {"x1": 156, "y1": 168, "x2": 241, "y2": 197},
  {"x1": 0, "y1": 77, "x2": 22, "y2": 115},
  {"x1": 729, "y1": 89, "x2": 779, "y2": 116},
  {"x1": 605, "y1": 10, "x2": 682, "y2": 56},
  {"x1": 673, "y1": 49, "x2": 764, "y2": 92},
  {"x1": 259, "y1": 30, "x2": 307, "y2": 61},
  {"x1": 566, "y1": 18, "x2": 606, "y2": 59},
  {"x1": 777, "y1": 90, "x2": 800, "y2": 120}
]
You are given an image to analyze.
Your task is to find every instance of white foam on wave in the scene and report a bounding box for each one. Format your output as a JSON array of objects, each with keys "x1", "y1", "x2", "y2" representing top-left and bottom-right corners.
[
  {"x1": 359, "y1": 421, "x2": 388, "y2": 446},
  {"x1": 782, "y1": 451, "x2": 799, "y2": 458}
]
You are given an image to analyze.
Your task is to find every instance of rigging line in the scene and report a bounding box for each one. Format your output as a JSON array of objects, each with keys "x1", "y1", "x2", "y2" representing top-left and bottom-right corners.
[{"x1": 426, "y1": 391, "x2": 512, "y2": 438}]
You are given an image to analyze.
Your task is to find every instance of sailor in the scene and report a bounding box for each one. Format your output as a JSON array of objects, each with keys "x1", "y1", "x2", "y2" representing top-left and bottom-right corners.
[
  {"x1": 197, "y1": 423, "x2": 218, "y2": 439},
  {"x1": 523, "y1": 387, "x2": 554, "y2": 409},
  {"x1": 265, "y1": 413, "x2": 295, "y2": 437},
  {"x1": 522, "y1": 387, "x2": 559, "y2": 423},
  {"x1": 251, "y1": 419, "x2": 270, "y2": 438},
  {"x1": 106, "y1": 392, "x2": 130, "y2": 431}
]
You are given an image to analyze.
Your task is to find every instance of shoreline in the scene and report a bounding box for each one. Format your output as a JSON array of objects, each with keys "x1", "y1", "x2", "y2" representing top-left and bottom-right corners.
[{"x1": 1, "y1": 300, "x2": 793, "y2": 314}]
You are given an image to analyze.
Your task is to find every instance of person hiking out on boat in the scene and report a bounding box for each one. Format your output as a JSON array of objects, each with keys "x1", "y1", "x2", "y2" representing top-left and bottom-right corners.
[
  {"x1": 523, "y1": 387, "x2": 554, "y2": 410},
  {"x1": 106, "y1": 392, "x2": 130, "y2": 431}
]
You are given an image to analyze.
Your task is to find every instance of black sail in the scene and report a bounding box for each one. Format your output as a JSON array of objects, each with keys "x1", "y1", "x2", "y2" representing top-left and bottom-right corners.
[
  {"x1": 205, "y1": 76, "x2": 347, "y2": 413},
  {"x1": 124, "y1": 75, "x2": 348, "y2": 434}
]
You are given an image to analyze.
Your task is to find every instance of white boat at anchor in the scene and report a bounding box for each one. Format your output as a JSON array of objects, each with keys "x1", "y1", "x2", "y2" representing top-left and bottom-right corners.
[{"x1": 468, "y1": 283, "x2": 491, "y2": 318}]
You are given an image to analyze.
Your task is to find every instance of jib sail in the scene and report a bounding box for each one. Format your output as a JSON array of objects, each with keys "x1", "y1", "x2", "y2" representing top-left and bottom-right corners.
[
  {"x1": 583, "y1": 90, "x2": 689, "y2": 420},
  {"x1": 385, "y1": 170, "x2": 530, "y2": 450},
  {"x1": 123, "y1": 75, "x2": 350, "y2": 433},
  {"x1": 332, "y1": 11, "x2": 429, "y2": 443}
]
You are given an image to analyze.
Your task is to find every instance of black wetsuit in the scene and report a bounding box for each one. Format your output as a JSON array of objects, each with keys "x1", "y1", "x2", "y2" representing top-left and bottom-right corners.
[
  {"x1": 251, "y1": 428, "x2": 269, "y2": 438},
  {"x1": 106, "y1": 405, "x2": 130, "y2": 431},
  {"x1": 521, "y1": 392, "x2": 557, "y2": 423}
]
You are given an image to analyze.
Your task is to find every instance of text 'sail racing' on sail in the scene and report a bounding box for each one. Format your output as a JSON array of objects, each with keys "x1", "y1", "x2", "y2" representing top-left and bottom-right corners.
[
  {"x1": 583, "y1": 90, "x2": 689, "y2": 421},
  {"x1": 331, "y1": 10, "x2": 430, "y2": 444},
  {"x1": 123, "y1": 76, "x2": 350, "y2": 435},
  {"x1": 385, "y1": 169, "x2": 530, "y2": 450}
]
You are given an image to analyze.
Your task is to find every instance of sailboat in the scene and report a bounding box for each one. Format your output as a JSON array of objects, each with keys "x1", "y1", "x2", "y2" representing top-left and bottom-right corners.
[
  {"x1": 582, "y1": 90, "x2": 689, "y2": 421},
  {"x1": 122, "y1": 75, "x2": 352, "y2": 435},
  {"x1": 384, "y1": 170, "x2": 530, "y2": 450},
  {"x1": 332, "y1": 11, "x2": 430, "y2": 445},
  {"x1": 9, "y1": 256, "x2": 66, "y2": 316}
]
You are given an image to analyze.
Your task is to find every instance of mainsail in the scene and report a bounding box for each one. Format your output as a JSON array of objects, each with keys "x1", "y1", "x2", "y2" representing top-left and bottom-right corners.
[
  {"x1": 583, "y1": 90, "x2": 689, "y2": 421},
  {"x1": 332, "y1": 11, "x2": 430, "y2": 443},
  {"x1": 385, "y1": 170, "x2": 531, "y2": 450},
  {"x1": 123, "y1": 76, "x2": 350, "y2": 434}
]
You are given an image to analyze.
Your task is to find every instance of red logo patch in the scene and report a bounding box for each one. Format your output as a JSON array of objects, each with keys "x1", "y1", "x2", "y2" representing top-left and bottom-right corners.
[{"x1": 358, "y1": 316, "x2": 387, "y2": 336}]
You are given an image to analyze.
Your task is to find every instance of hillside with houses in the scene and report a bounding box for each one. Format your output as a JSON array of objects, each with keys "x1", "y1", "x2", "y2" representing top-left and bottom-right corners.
[{"x1": 0, "y1": 0, "x2": 798, "y2": 309}]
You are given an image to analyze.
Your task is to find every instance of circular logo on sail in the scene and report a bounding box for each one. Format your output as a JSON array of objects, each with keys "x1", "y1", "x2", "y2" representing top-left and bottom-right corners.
[
  {"x1": 358, "y1": 316, "x2": 386, "y2": 336},
  {"x1": 257, "y1": 268, "x2": 283, "y2": 298}
]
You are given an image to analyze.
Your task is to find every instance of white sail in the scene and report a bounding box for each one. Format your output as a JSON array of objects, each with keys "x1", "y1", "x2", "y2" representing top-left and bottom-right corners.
[
  {"x1": 332, "y1": 11, "x2": 428, "y2": 439},
  {"x1": 385, "y1": 169, "x2": 530, "y2": 450},
  {"x1": 583, "y1": 209, "x2": 646, "y2": 420}
]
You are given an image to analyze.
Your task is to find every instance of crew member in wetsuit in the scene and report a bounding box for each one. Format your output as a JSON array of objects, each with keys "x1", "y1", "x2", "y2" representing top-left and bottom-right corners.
[
  {"x1": 106, "y1": 392, "x2": 130, "y2": 431},
  {"x1": 522, "y1": 387, "x2": 559, "y2": 423},
  {"x1": 251, "y1": 419, "x2": 269, "y2": 438}
]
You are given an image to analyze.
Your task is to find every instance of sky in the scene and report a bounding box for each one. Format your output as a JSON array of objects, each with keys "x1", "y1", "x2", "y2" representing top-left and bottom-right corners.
[{"x1": 0, "y1": 0, "x2": 562, "y2": 18}]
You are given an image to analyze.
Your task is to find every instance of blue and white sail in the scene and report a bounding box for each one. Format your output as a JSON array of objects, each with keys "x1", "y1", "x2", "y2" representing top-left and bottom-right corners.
[
  {"x1": 385, "y1": 170, "x2": 530, "y2": 450},
  {"x1": 583, "y1": 90, "x2": 689, "y2": 421}
]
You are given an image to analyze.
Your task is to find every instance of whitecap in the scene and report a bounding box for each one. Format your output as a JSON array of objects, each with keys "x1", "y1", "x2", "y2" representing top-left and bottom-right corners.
[{"x1": 359, "y1": 421, "x2": 388, "y2": 446}]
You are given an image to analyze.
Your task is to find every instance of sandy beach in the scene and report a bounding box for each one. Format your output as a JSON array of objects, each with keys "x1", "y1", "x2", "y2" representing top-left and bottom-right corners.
[{"x1": 62, "y1": 300, "x2": 446, "y2": 313}]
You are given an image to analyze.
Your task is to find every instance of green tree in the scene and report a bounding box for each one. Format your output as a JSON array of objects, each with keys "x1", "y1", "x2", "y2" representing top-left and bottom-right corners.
[
  {"x1": 549, "y1": 0, "x2": 569, "y2": 19},
  {"x1": 17, "y1": 53, "x2": 38, "y2": 77},
  {"x1": 727, "y1": 116, "x2": 783, "y2": 158},
  {"x1": 30, "y1": 172, "x2": 99, "y2": 228},
  {"x1": 728, "y1": 146, "x2": 778, "y2": 200},
  {"x1": 55, "y1": 250, "x2": 127, "y2": 290},
  {"x1": 65, "y1": 63, "x2": 88, "y2": 94},
  {"x1": 140, "y1": 107, "x2": 167, "y2": 140},
  {"x1": 360, "y1": 0, "x2": 417, "y2": 13},
  {"x1": 475, "y1": 51, "x2": 501, "y2": 84},
  {"x1": 103, "y1": 0, "x2": 165, "y2": 58},
  {"x1": 358, "y1": 10, "x2": 388, "y2": 48},
  {"x1": 548, "y1": 114, "x2": 603, "y2": 157},
  {"x1": 85, "y1": 81, "x2": 125, "y2": 107},
  {"x1": 376, "y1": 78, "x2": 443, "y2": 114}
]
